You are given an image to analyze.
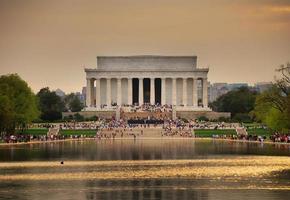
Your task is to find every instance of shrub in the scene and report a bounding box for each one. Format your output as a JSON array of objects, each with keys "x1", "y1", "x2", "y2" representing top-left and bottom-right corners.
[
  {"x1": 73, "y1": 113, "x2": 84, "y2": 121},
  {"x1": 197, "y1": 116, "x2": 209, "y2": 122},
  {"x1": 233, "y1": 113, "x2": 252, "y2": 123}
]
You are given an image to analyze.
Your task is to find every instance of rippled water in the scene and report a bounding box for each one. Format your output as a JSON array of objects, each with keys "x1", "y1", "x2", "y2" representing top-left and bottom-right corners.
[{"x1": 0, "y1": 139, "x2": 289, "y2": 200}]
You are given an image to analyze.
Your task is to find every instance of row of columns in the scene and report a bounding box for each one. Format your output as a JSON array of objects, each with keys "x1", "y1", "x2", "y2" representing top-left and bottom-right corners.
[{"x1": 86, "y1": 77, "x2": 208, "y2": 108}]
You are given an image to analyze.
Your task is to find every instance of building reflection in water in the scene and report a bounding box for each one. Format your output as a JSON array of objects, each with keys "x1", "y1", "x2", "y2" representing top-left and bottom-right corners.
[
  {"x1": 84, "y1": 179, "x2": 209, "y2": 200},
  {"x1": 0, "y1": 140, "x2": 290, "y2": 200}
]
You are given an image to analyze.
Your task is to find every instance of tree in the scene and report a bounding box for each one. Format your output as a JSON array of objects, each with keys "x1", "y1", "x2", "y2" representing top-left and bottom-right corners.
[
  {"x1": 197, "y1": 116, "x2": 209, "y2": 122},
  {"x1": 74, "y1": 113, "x2": 84, "y2": 121},
  {"x1": 210, "y1": 87, "x2": 257, "y2": 118},
  {"x1": 37, "y1": 87, "x2": 65, "y2": 121},
  {"x1": 64, "y1": 93, "x2": 84, "y2": 112},
  {"x1": 0, "y1": 74, "x2": 39, "y2": 135},
  {"x1": 254, "y1": 63, "x2": 290, "y2": 131},
  {"x1": 0, "y1": 95, "x2": 14, "y2": 134}
]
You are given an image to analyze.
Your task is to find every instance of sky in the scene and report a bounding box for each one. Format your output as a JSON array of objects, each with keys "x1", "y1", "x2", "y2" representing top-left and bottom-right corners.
[{"x1": 0, "y1": 0, "x2": 289, "y2": 93}]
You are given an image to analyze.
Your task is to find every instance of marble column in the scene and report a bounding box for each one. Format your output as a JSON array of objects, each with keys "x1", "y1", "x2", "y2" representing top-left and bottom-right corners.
[
  {"x1": 86, "y1": 78, "x2": 91, "y2": 107},
  {"x1": 106, "y1": 78, "x2": 111, "y2": 107},
  {"x1": 161, "y1": 78, "x2": 166, "y2": 105},
  {"x1": 172, "y1": 78, "x2": 177, "y2": 106},
  {"x1": 117, "y1": 78, "x2": 122, "y2": 106},
  {"x1": 182, "y1": 78, "x2": 187, "y2": 106},
  {"x1": 203, "y1": 78, "x2": 208, "y2": 108},
  {"x1": 128, "y1": 78, "x2": 133, "y2": 105},
  {"x1": 95, "y1": 78, "x2": 101, "y2": 108},
  {"x1": 139, "y1": 78, "x2": 144, "y2": 105},
  {"x1": 96, "y1": 79, "x2": 101, "y2": 107},
  {"x1": 193, "y1": 78, "x2": 198, "y2": 107},
  {"x1": 150, "y1": 78, "x2": 155, "y2": 105}
]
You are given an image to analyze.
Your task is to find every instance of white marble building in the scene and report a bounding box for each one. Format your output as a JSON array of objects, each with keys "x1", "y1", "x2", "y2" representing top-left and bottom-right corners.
[{"x1": 85, "y1": 56, "x2": 210, "y2": 111}]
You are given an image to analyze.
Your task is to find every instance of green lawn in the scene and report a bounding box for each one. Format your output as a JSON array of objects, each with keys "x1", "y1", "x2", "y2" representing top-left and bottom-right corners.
[
  {"x1": 243, "y1": 122, "x2": 261, "y2": 127},
  {"x1": 15, "y1": 127, "x2": 271, "y2": 138},
  {"x1": 15, "y1": 128, "x2": 97, "y2": 136},
  {"x1": 60, "y1": 129, "x2": 97, "y2": 136},
  {"x1": 247, "y1": 128, "x2": 271, "y2": 136},
  {"x1": 16, "y1": 128, "x2": 48, "y2": 135},
  {"x1": 241, "y1": 123, "x2": 272, "y2": 136},
  {"x1": 194, "y1": 129, "x2": 236, "y2": 137},
  {"x1": 194, "y1": 128, "x2": 271, "y2": 137}
]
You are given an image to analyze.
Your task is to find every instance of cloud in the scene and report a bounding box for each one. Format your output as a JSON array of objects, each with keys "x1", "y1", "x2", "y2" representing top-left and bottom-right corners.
[{"x1": 260, "y1": 5, "x2": 290, "y2": 25}]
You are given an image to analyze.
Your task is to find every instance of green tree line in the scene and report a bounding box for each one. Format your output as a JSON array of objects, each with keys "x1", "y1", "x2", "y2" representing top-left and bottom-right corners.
[
  {"x1": 210, "y1": 86, "x2": 257, "y2": 122},
  {"x1": 36, "y1": 87, "x2": 84, "y2": 121},
  {"x1": 0, "y1": 74, "x2": 84, "y2": 135},
  {"x1": 0, "y1": 74, "x2": 39, "y2": 135},
  {"x1": 1, "y1": 63, "x2": 289, "y2": 135},
  {"x1": 210, "y1": 64, "x2": 290, "y2": 132},
  {"x1": 253, "y1": 64, "x2": 290, "y2": 132}
]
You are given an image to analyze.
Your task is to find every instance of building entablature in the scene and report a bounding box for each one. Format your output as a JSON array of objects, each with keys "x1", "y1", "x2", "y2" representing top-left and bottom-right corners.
[
  {"x1": 96, "y1": 55, "x2": 198, "y2": 71},
  {"x1": 85, "y1": 70, "x2": 208, "y2": 80}
]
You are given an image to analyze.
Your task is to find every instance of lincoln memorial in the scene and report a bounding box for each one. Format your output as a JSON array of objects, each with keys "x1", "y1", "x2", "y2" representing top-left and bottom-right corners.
[{"x1": 85, "y1": 55, "x2": 210, "y2": 111}]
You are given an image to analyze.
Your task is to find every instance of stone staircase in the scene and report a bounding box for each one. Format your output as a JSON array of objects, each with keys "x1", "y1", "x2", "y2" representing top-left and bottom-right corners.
[
  {"x1": 172, "y1": 106, "x2": 177, "y2": 120},
  {"x1": 235, "y1": 127, "x2": 248, "y2": 136},
  {"x1": 116, "y1": 106, "x2": 121, "y2": 120},
  {"x1": 99, "y1": 127, "x2": 195, "y2": 138},
  {"x1": 122, "y1": 111, "x2": 171, "y2": 120},
  {"x1": 99, "y1": 127, "x2": 163, "y2": 138},
  {"x1": 47, "y1": 127, "x2": 60, "y2": 137}
]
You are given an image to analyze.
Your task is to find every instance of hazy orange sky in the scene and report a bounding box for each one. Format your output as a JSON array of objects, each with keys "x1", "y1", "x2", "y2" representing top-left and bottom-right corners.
[{"x1": 0, "y1": 0, "x2": 289, "y2": 93}]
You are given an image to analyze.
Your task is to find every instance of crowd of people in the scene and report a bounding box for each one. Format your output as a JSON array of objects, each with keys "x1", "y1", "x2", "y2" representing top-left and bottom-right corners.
[
  {"x1": 120, "y1": 103, "x2": 172, "y2": 112},
  {"x1": 1, "y1": 134, "x2": 67, "y2": 143},
  {"x1": 212, "y1": 133, "x2": 267, "y2": 142},
  {"x1": 96, "y1": 127, "x2": 143, "y2": 139},
  {"x1": 60, "y1": 122, "x2": 99, "y2": 130},
  {"x1": 270, "y1": 133, "x2": 290, "y2": 143},
  {"x1": 1, "y1": 105, "x2": 289, "y2": 144},
  {"x1": 162, "y1": 121, "x2": 193, "y2": 137},
  {"x1": 129, "y1": 103, "x2": 173, "y2": 113},
  {"x1": 121, "y1": 103, "x2": 172, "y2": 122}
]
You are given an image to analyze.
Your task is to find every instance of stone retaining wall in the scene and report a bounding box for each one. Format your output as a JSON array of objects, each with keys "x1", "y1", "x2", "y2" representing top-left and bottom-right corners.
[
  {"x1": 63, "y1": 110, "x2": 230, "y2": 120},
  {"x1": 176, "y1": 111, "x2": 231, "y2": 120},
  {"x1": 62, "y1": 111, "x2": 115, "y2": 119}
]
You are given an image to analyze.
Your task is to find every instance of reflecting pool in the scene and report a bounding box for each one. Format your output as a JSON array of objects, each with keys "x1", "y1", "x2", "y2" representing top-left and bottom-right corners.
[{"x1": 0, "y1": 139, "x2": 289, "y2": 200}]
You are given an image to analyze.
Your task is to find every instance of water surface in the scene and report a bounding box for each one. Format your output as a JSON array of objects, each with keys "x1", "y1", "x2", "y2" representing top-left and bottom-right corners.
[{"x1": 0, "y1": 139, "x2": 289, "y2": 200}]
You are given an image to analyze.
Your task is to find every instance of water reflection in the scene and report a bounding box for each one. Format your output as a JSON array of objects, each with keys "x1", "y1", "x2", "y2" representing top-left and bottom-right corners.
[
  {"x1": 0, "y1": 139, "x2": 289, "y2": 162},
  {"x1": 0, "y1": 139, "x2": 290, "y2": 200},
  {"x1": 1, "y1": 178, "x2": 290, "y2": 200}
]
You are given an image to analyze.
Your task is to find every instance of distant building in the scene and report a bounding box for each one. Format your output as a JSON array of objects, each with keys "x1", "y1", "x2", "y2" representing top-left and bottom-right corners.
[
  {"x1": 76, "y1": 91, "x2": 85, "y2": 104},
  {"x1": 82, "y1": 86, "x2": 87, "y2": 105},
  {"x1": 227, "y1": 83, "x2": 248, "y2": 90},
  {"x1": 209, "y1": 81, "x2": 274, "y2": 103},
  {"x1": 254, "y1": 82, "x2": 272, "y2": 93},
  {"x1": 55, "y1": 88, "x2": 65, "y2": 98},
  {"x1": 209, "y1": 83, "x2": 228, "y2": 102},
  {"x1": 82, "y1": 87, "x2": 86, "y2": 96},
  {"x1": 209, "y1": 83, "x2": 249, "y2": 103}
]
